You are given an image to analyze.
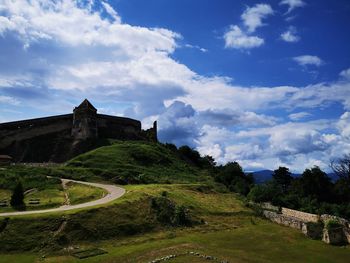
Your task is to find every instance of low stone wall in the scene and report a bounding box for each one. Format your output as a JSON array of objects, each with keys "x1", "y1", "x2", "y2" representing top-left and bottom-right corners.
[
  {"x1": 263, "y1": 210, "x2": 304, "y2": 230},
  {"x1": 261, "y1": 202, "x2": 279, "y2": 212},
  {"x1": 281, "y1": 207, "x2": 319, "y2": 223},
  {"x1": 262, "y1": 206, "x2": 350, "y2": 245}
]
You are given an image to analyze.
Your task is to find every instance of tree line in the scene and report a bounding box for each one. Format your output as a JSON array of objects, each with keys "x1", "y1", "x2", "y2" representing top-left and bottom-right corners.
[{"x1": 164, "y1": 143, "x2": 350, "y2": 219}]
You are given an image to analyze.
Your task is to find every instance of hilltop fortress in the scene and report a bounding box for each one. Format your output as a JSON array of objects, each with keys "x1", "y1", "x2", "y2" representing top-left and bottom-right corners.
[{"x1": 0, "y1": 99, "x2": 157, "y2": 162}]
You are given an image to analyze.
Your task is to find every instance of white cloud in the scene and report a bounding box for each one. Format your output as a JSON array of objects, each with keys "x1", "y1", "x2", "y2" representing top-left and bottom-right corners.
[
  {"x1": 1, "y1": 0, "x2": 350, "y2": 172},
  {"x1": 101, "y1": 1, "x2": 121, "y2": 23},
  {"x1": 293, "y1": 55, "x2": 323, "y2": 67},
  {"x1": 281, "y1": 26, "x2": 300, "y2": 42},
  {"x1": 288, "y1": 111, "x2": 311, "y2": 121},
  {"x1": 280, "y1": 0, "x2": 306, "y2": 14},
  {"x1": 241, "y1": 4, "x2": 274, "y2": 33},
  {"x1": 340, "y1": 68, "x2": 350, "y2": 80},
  {"x1": 337, "y1": 112, "x2": 350, "y2": 140},
  {"x1": 0, "y1": 0, "x2": 180, "y2": 53},
  {"x1": 184, "y1": 44, "x2": 208, "y2": 53},
  {"x1": 224, "y1": 25, "x2": 264, "y2": 49}
]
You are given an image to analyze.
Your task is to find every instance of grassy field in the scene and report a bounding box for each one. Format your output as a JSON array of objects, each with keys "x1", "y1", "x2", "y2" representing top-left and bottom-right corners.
[
  {"x1": 66, "y1": 182, "x2": 107, "y2": 205},
  {"x1": 0, "y1": 184, "x2": 349, "y2": 262}
]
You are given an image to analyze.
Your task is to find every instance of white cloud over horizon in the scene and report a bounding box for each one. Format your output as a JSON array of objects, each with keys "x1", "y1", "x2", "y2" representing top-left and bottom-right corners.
[{"x1": 0, "y1": 0, "x2": 349, "y2": 173}]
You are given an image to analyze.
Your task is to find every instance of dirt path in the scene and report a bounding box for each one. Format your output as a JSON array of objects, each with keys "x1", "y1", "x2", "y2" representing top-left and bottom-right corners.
[{"x1": 0, "y1": 179, "x2": 125, "y2": 217}]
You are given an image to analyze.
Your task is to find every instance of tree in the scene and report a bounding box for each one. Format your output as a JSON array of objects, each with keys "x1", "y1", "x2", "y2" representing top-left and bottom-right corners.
[
  {"x1": 10, "y1": 181, "x2": 25, "y2": 209},
  {"x1": 272, "y1": 166, "x2": 293, "y2": 193},
  {"x1": 216, "y1": 162, "x2": 253, "y2": 195},
  {"x1": 178, "y1": 145, "x2": 201, "y2": 166},
  {"x1": 298, "y1": 166, "x2": 333, "y2": 202}
]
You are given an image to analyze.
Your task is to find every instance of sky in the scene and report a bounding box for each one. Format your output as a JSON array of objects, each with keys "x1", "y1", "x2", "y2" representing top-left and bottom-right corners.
[{"x1": 0, "y1": 0, "x2": 350, "y2": 172}]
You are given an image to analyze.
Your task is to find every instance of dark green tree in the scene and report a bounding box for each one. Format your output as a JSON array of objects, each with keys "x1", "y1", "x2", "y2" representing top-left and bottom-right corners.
[
  {"x1": 272, "y1": 166, "x2": 293, "y2": 193},
  {"x1": 298, "y1": 166, "x2": 333, "y2": 202},
  {"x1": 10, "y1": 181, "x2": 25, "y2": 209},
  {"x1": 215, "y1": 162, "x2": 253, "y2": 195}
]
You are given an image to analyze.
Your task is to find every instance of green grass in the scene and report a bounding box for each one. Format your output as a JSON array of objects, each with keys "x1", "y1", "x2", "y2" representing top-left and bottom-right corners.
[
  {"x1": 1, "y1": 184, "x2": 349, "y2": 263},
  {"x1": 0, "y1": 185, "x2": 350, "y2": 263},
  {"x1": 24, "y1": 188, "x2": 66, "y2": 210},
  {"x1": 66, "y1": 182, "x2": 107, "y2": 205},
  {"x1": 0, "y1": 188, "x2": 65, "y2": 213},
  {"x1": 66, "y1": 141, "x2": 211, "y2": 184},
  {"x1": 0, "y1": 189, "x2": 11, "y2": 200}
]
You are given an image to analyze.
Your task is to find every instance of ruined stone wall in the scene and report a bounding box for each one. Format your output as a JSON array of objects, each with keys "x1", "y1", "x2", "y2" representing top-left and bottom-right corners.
[
  {"x1": 263, "y1": 210, "x2": 304, "y2": 230},
  {"x1": 281, "y1": 207, "x2": 320, "y2": 223},
  {"x1": 262, "y1": 205, "x2": 350, "y2": 245}
]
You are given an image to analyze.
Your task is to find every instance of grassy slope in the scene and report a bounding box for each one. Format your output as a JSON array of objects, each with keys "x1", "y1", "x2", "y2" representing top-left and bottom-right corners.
[
  {"x1": 0, "y1": 184, "x2": 349, "y2": 262},
  {"x1": 65, "y1": 141, "x2": 210, "y2": 184},
  {"x1": 66, "y1": 182, "x2": 107, "y2": 205}
]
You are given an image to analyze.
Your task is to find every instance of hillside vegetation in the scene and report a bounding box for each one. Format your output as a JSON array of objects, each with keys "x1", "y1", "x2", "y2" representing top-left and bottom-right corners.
[{"x1": 65, "y1": 141, "x2": 211, "y2": 184}]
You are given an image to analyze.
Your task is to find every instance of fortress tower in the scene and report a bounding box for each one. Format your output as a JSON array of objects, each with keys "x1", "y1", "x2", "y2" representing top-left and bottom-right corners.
[{"x1": 71, "y1": 99, "x2": 98, "y2": 139}]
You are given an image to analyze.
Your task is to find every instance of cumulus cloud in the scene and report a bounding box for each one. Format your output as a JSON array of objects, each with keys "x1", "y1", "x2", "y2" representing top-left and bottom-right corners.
[
  {"x1": 0, "y1": 0, "x2": 179, "y2": 52},
  {"x1": 157, "y1": 101, "x2": 199, "y2": 147},
  {"x1": 280, "y1": 0, "x2": 306, "y2": 14},
  {"x1": 293, "y1": 55, "x2": 323, "y2": 67},
  {"x1": 241, "y1": 4, "x2": 274, "y2": 33},
  {"x1": 281, "y1": 26, "x2": 300, "y2": 42},
  {"x1": 224, "y1": 25, "x2": 264, "y2": 49}
]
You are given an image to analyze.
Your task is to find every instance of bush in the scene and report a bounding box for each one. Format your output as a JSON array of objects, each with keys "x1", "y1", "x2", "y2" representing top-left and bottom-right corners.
[
  {"x1": 174, "y1": 205, "x2": 192, "y2": 226},
  {"x1": 150, "y1": 197, "x2": 195, "y2": 226},
  {"x1": 326, "y1": 219, "x2": 342, "y2": 230},
  {"x1": 151, "y1": 197, "x2": 176, "y2": 225}
]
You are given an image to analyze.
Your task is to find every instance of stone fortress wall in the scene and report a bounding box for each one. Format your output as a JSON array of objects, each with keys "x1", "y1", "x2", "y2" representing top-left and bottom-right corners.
[
  {"x1": 0, "y1": 99, "x2": 157, "y2": 162},
  {"x1": 0, "y1": 114, "x2": 73, "y2": 150}
]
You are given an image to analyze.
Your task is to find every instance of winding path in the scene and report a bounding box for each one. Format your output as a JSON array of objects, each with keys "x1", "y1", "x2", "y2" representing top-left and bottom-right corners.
[{"x1": 0, "y1": 178, "x2": 125, "y2": 217}]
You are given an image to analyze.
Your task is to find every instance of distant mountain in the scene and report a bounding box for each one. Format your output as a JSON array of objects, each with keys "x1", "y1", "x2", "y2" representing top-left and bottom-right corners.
[{"x1": 251, "y1": 170, "x2": 338, "y2": 184}]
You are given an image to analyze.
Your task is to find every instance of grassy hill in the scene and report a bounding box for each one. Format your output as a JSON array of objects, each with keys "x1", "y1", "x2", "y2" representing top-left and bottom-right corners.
[{"x1": 65, "y1": 141, "x2": 211, "y2": 184}]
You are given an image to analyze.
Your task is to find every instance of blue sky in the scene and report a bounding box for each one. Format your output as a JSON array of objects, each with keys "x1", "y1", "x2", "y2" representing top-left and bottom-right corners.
[{"x1": 0, "y1": 0, "x2": 350, "y2": 172}]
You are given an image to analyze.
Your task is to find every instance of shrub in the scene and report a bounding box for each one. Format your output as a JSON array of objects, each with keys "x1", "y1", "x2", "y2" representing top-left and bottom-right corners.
[
  {"x1": 174, "y1": 205, "x2": 192, "y2": 226},
  {"x1": 326, "y1": 219, "x2": 342, "y2": 230}
]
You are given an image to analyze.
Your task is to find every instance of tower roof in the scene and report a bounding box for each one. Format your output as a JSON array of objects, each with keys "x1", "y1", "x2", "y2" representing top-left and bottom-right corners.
[{"x1": 76, "y1": 99, "x2": 97, "y2": 111}]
